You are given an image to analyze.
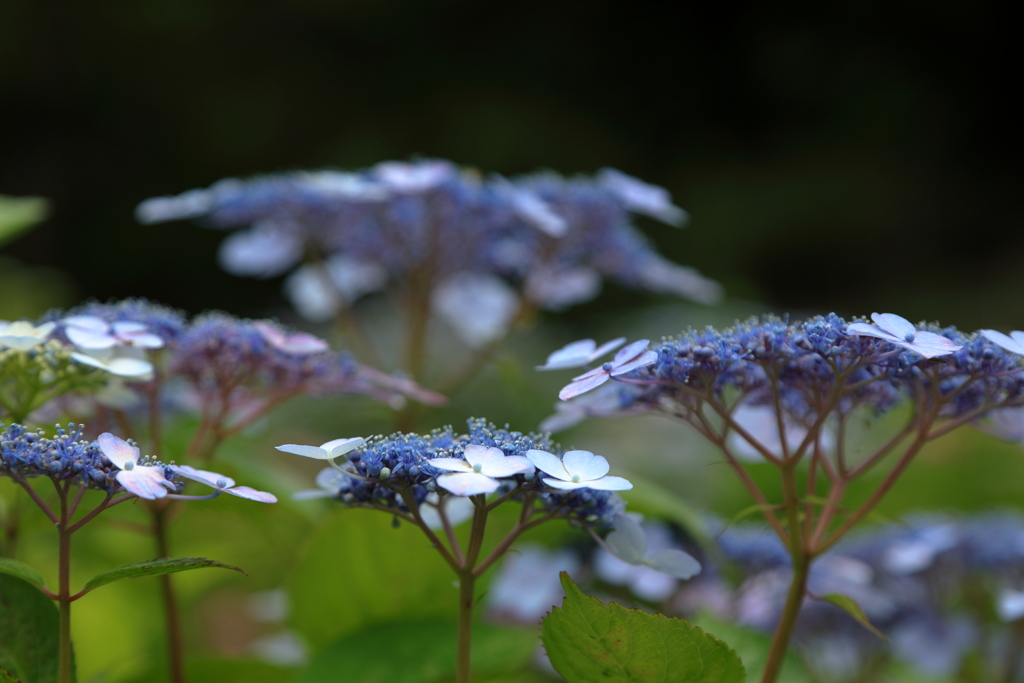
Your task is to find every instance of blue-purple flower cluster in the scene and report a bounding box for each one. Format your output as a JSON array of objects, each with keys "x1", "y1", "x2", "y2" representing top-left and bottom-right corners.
[
  {"x1": 306, "y1": 418, "x2": 624, "y2": 529},
  {"x1": 136, "y1": 160, "x2": 720, "y2": 324},
  {"x1": 0, "y1": 422, "x2": 176, "y2": 494},
  {"x1": 550, "y1": 313, "x2": 1024, "y2": 433}
]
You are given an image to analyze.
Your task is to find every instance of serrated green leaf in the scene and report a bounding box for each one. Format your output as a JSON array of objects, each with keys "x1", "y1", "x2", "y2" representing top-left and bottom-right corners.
[
  {"x1": 817, "y1": 593, "x2": 888, "y2": 640},
  {"x1": 543, "y1": 573, "x2": 746, "y2": 683},
  {"x1": 0, "y1": 666, "x2": 19, "y2": 683},
  {"x1": 287, "y1": 509, "x2": 457, "y2": 648},
  {"x1": 81, "y1": 557, "x2": 245, "y2": 594},
  {"x1": 298, "y1": 619, "x2": 537, "y2": 683},
  {"x1": 0, "y1": 196, "x2": 48, "y2": 248},
  {"x1": 0, "y1": 574, "x2": 73, "y2": 683},
  {"x1": 0, "y1": 560, "x2": 45, "y2": 590},
  {"x1": 690, "y1": 613, "x2": 808, "y2": 683}
]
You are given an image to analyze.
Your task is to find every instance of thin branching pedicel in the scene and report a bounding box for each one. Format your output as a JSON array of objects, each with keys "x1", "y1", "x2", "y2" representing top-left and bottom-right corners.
[
  {"x1": 541, "y1": 312, "x2": 1024, "y2": 683},
  {"x1": 280, "y1": 418, "x2": 697, "y2": 683}
]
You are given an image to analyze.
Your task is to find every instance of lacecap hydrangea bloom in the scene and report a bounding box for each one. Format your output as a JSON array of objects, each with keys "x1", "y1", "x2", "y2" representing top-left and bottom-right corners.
[{"x1": 136, "y1": 160, "x2": 720, "y2": 347}]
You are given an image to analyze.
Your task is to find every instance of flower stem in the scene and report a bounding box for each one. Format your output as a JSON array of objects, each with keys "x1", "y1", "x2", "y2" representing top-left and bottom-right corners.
[
  {"x1": 761, "y1": 554, "x2": 808, "y2": 683},
  {"x1": 152, "y1": 503, "x2": 186, "y2": 683},
  {"x1": 57, "y1": 487, "x2": 73, "y2": 683},
  {"x1": 456, "y1": 571, "x2": 475, "y2": 683}
]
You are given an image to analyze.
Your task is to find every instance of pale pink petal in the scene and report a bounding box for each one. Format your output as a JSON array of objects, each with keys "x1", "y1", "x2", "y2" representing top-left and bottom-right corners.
[
  {"x1": 588, "y1": 337, "x2": 627, "y2": 363},
  {"x1": 559, "y1": 373, "x2": 611, "y2": 400},
  {"x1": 610, "y1": 349, "x2": 658, "y2": 376},
  {"x1": 845, "y1": 322, "x2": 897, "y2": 342},
  {"x1": 871, "y1": 313, "x2": 916, "y2": 340},
  {"x1": 561, "y1": 450, "x2": 610, "y2": 480},
  {"x1": 525, "y1": 449, "x2": 570, "y2": 480},
  {"x1": 437, "y1": 472, "x2": 499, "y2": 496},
  {"x1": 117, "y1": 466, "x2": 172, "y2": 499},
  {"x1": 571, "y1": 365, "x2": 608, "y2": 382},
  {"x1": 224, "y1": 486, "x2": 278, "y2": 503},
  {"x1": 171, "y1": 464, "x2": 236, "y2": 489},
  {"x1": 98, "y1": 432, "x2": 139, "y2": 469},
  {"x1": 905, "y1": 332, "x2": 962, "y2": 358},
  {"x1": 428, "y1": 458, "x2": 473, "y2": 473},
  {"x1": 612, "y1": 339, "x2": 651, "y2": 366}
]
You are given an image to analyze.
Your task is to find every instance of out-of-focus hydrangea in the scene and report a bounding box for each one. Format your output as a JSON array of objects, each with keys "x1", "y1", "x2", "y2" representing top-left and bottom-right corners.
[
  {"x1": 137, "y1": 161, "x2": 721, "y2": 341},
  {"x1": 595, "y1": 516, "x2": 700, "y2": 602},
  {"x1": 487, "y1": 545, "x2": 580, "y2": 624}
]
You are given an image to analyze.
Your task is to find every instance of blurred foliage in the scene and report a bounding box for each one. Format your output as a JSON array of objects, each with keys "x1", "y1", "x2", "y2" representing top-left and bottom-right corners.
[{"x1": 0, "y1": 195, "x2": 47, "y2": 248}]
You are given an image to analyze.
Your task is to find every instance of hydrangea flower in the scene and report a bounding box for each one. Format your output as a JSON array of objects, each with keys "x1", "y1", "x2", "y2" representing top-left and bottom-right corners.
[
  {"x1": 596, "y1": 168, "x2": 688, "y2": 227},
  {"x1": 0, "y1": 321, "x2": 55, "y2": 351},
  {"x1": 596, "y1": 516, "x2": 701, "y2": 601},
  {"x1": 524, "y1": 449, "x2": 632, "y2": 491},
  {"x1": 603, "y1": 514, "x2": 701, "y2": 580},
  {"x1": 69, "y1": 350, "x2": 154, "y2": 380},
  {"x1": 253, "y1": 321, "x2": 329, "y2": 355},
  {"x1": 275, "y1": 438, "x2": 365, "y2": 466},
  {"x1": 557, "y1": 339, "x2": 658, "y2": 400},
  {"x1": 846, "y1": 313, "x2": 962, "y2": 358},
  {"x1": 418, "y1": 492, "x2": 475, "y2": 530},
  {"x1": 97, "y1": 432, "x2": 176, "y2": 499},
  {"x1": 980, "y1": 328, "x2": 1024, "y2": 356},
  {"x1": 429, "y1": 444, "x2": 534, "y2": 496},
  {"x1": 170, "y1": 464, "x2": 277, "y2": 503},
  {"x1": 535, "y1": 337, "x2": 625, "y2": 371},
  {"x1": 62, "y1": 315, "x2": 164, "y2": 350},
  {"x1": 293, "y1": 467, "x2": 352, "y2": 501}
]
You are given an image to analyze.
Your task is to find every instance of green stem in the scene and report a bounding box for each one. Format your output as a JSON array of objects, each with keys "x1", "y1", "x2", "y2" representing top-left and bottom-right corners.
[
  {"x1": 456, "y1": 571, "x2": 475, "y2": 683},
  {"x1": 153, "y1": 504, "x2": 186, "y2": 683},
  {"x1": 57, "y1": 487, "x2": 72, "y2": 683},
  {"x1": 760, "y1": 555, "x2": 808, "y2": 683}
]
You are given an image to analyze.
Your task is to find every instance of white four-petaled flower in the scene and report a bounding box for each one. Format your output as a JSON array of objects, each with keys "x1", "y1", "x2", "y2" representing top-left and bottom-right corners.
[
  {"x1": 171, "y1": 465, "x2": 278, "y2": 503},
  {"x1": 97, "y1": 432, "x2": 176, "y2": 500},
  {"x1": 846, "y1": 313, "x2": 962, "y2": 359},
  {"x1": 981, "y1": 329, "x2": 1024, "y2": 356},
  {"x1": 524, "y1": 449, "x2": 632, "y2": 491},
  {"x1": 429, "y1": 444, "x2": 534, "y2": 496},
  {"x1": 557, "y1": 339, "x2": 658, "y2": 400}
]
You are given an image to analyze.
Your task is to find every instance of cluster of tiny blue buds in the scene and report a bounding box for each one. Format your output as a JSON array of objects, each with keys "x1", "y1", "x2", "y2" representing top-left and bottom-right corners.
[
  {"x1": 0, "y1": 422, "x2": 175, "y2": 494},
  {"x1": 329, "y1": 418, "x2": 623, "y2": 529}
]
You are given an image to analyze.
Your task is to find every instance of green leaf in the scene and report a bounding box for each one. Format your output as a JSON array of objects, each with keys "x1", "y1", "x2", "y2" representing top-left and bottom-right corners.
[
  {"x1": 543, "y1": 573, "x2": 745, "y2": 683},
  {"x1": 288, "y1": 509, "x2": 458, "y2": 648},
  {"x1": 0, "y1": 666, "x2": 20, "y2": 683},
  {"x1": 0, "y1": 196, "x2": 48, "y2": 248},
  {"x1": 0, "y1": 574, "x2": 70, "y2": 683},
  {"x1": 0, "y1": 560, "x2": 45, "y2": 590},
  {"x1": 81, "y1": 557, "x2": 245, "y2": 594},
  {"x1": 817, "y1": 593, "x2": 888, "y2": 640},
  {"x1": 298, "y1": 619, "x2": 537, "y2": 683},
  {"x1": 690, "y1": 613, "x2": 808, "y2": 683}
]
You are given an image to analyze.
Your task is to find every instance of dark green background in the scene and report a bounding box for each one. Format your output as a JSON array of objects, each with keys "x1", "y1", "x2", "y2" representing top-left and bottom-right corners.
[{"x1": 1, "y1": 0, "x2": 1020, "y2": 327}]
